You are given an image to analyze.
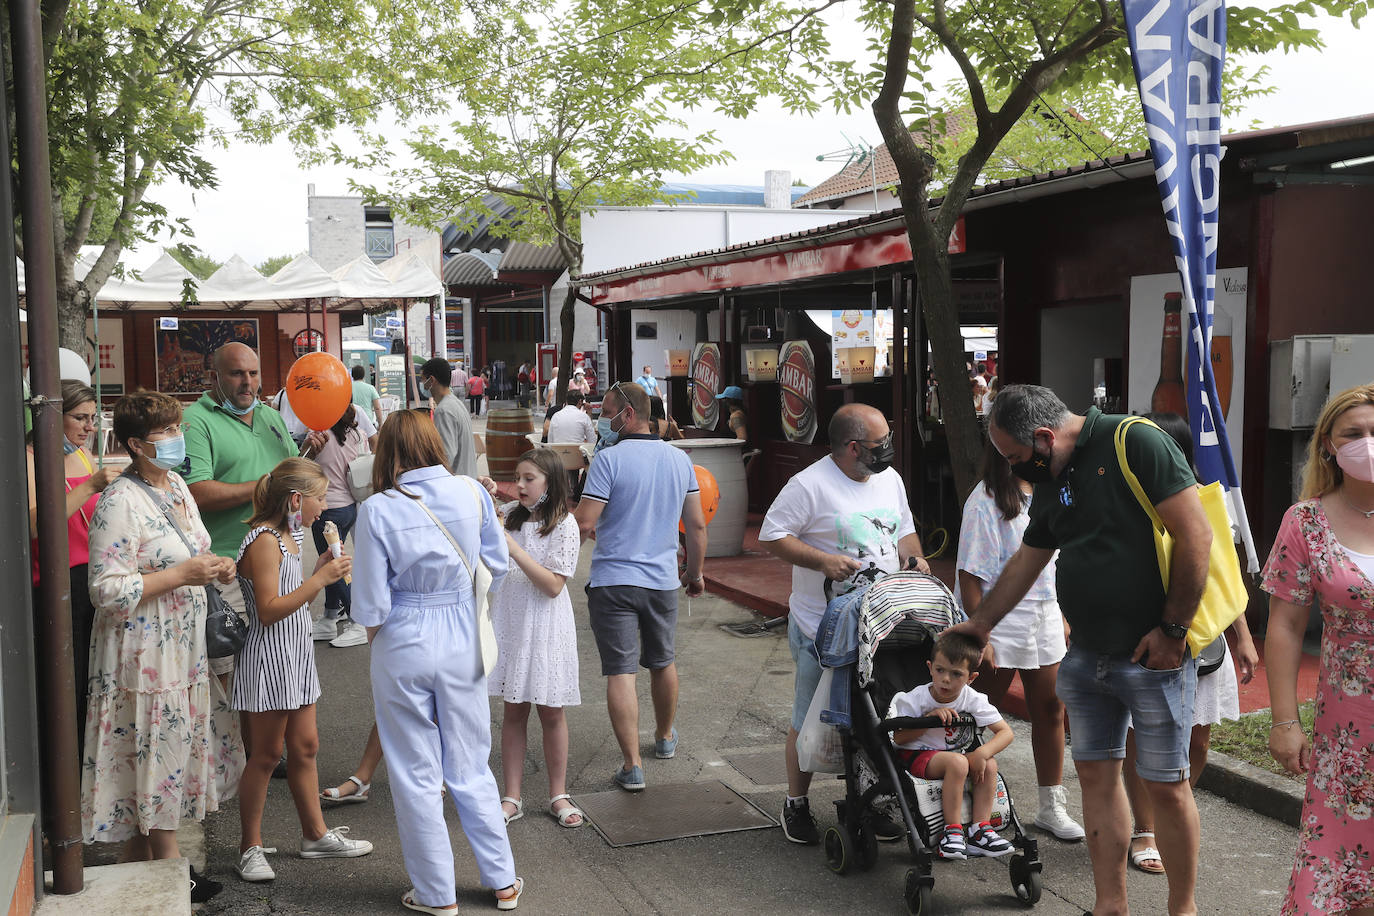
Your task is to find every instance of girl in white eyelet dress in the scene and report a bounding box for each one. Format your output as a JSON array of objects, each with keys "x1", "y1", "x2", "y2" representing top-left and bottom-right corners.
[{"x1": 488, "y1": 448, "x2": 584, "y2": 829}]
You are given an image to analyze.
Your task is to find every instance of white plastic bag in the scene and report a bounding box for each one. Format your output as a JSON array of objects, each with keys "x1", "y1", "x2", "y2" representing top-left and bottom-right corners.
[{"x1": 796, "y1": 668, "x2": 845, "y2": 774}]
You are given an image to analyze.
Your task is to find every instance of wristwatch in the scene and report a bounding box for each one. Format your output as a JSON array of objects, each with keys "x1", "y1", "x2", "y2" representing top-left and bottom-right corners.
[{"x1": 1160, "y1": 622, "x2": 1188, "y2": 640}]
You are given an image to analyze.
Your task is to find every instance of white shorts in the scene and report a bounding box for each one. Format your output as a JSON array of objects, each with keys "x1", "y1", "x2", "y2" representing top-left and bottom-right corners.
[
  {"x1": 987, "y1": 598, "x2": 1067, "y2": 670},
  {"x1": 208, "y1": 578, "x2": 248, "y2": 678}
]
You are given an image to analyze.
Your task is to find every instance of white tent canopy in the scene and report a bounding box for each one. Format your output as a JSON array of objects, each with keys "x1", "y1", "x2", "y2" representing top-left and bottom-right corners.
[{"x1": 15, "y1": 249, "x2": 442, "y2": 310}]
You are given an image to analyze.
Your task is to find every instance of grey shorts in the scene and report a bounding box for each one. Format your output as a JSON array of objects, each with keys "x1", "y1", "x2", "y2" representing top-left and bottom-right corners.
[{"x1": 585, "y1": 585, "x2": 678, "y2": 676}]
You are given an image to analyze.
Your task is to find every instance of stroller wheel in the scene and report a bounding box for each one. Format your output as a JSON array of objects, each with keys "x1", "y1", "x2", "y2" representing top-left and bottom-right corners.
[
  {"x1": 823, "y1": 826, "x2": 853, "y2": 875},
  {"x1": 904, "y1": 868, "x2": 933, "y2": 915},
  {"x1": 1010, "y1": 855, "x2": 1043, "y2": 906}
]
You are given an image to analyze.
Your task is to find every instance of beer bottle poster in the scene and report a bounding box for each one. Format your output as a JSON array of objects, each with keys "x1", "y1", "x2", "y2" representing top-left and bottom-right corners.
[
  {"x1": 1126, "y1": 269, "x2": 1247, "y2": 475},
  {"x1": 690, "y1": 342, "x2": 721, "y2": 429},
  {"x1": 779, "y1": 340, "x2": 817, "y2": 444}
]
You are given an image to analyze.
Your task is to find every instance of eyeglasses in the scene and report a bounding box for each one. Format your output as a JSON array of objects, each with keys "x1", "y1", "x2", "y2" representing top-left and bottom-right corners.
[
  {"x1": 145, "y1": 423, "x2": 183, "y2": 439},
  {"x1": 66, "y1": 412, "x2": 98, "y2": 427},
  {"x1": 850, "y1": 432, "x2": 893, "y2": 450}
]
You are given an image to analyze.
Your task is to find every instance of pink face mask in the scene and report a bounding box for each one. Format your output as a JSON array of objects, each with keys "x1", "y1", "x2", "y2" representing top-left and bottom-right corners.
[{"x1": 1335, "y1": 437, "x2": 1374, "y2": 483}]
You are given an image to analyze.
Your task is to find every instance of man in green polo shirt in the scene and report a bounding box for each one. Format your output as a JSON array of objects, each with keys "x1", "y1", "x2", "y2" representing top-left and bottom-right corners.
[
  {"x1": 950, "y1": 384, "x2": 1211, "y2": 916},
  {"x1": 183, "y1": 343, "x2": 310, "y2": 556}
]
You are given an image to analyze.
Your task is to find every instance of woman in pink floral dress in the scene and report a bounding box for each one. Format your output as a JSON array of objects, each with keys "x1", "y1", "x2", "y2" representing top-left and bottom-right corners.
[{"x1": 1262, "y1": 383, "x2": 1374, "y2": 916}]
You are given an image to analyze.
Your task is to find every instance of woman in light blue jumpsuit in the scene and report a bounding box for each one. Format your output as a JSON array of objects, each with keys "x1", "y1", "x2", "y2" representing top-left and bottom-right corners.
[{"x1": 352, "y1": 411, "x2": 523, "y2": 912}]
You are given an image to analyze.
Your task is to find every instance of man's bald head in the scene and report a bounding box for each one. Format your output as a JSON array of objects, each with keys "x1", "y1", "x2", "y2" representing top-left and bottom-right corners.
[
  {"x1": 829, "y1": 403, "x2": 891, "y2": 481},
  {"x1": 210, "y1": 342, "x2": 261, "y2": 411}
]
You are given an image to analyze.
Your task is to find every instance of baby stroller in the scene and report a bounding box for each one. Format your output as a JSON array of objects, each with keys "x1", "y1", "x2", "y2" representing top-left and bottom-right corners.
[{"x1": 814, "y1": 569, "x2": 1043, "y2": 914}]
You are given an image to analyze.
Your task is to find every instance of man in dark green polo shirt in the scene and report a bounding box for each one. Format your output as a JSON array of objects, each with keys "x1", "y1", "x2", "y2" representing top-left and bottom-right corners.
[{"x1": 950, "y1": 384, "x2": 1211, "y2": 916}]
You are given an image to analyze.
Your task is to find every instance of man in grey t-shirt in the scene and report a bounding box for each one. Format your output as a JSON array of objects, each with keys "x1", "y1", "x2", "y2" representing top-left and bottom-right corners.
[{"x1": 420, "y1": 357, "x2": 476, "y2": 478}]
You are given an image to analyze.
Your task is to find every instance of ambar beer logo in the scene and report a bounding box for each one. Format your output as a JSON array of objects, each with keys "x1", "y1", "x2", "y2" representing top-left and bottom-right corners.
[
  {"x1": 779, "y1": 340, "x2": 816, "y2": 444},
  {"x1": 690, "y1": 342, "x2": 721, "y2": 429}
]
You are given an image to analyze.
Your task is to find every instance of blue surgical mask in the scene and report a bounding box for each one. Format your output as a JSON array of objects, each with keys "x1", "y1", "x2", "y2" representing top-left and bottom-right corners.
[
  {"x1": 421, "y1": 383, "x2": 432, "y2": 399},
  {"x1": 596, "y1": 417, "x2": 618, "y2": 448},
  {"x1": 220, "y1": 396, "x2": 253, "y2": 416},
  {"x1": 146, "y1": 435, "x2": 186, "y2": 471},
  {"x1": 62, "y1": 437, "x2": 80, "y2": 455}
]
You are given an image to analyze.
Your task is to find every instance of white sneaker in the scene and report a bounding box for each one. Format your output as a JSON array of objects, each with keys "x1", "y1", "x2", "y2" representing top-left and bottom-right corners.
[
  {"x1": 300, "y1": 826, "x2": 373, "y2": 859},
  {"x1": 310, "y1": 616, "x2": 338, "y2": 642},
  {"x1": 1033, "y1": 785, "x2": 1086, "y2": 841},
  {"x1": 235, "y1": 845, "x2": 275, "y2": 882},
  {"x1": 330, "y1": 621, "x2": 368, "y2": 648}
]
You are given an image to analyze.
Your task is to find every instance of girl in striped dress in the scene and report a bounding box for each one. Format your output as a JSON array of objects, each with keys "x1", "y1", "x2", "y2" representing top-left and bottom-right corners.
[{"x1": 232, "y1": 458, "x2": 374, "y2": 883}]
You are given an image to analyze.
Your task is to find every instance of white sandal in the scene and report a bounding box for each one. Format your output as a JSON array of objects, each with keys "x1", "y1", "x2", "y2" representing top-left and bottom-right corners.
[
  {"x1": 501, "y1": 796, "x2": 524, "y2": 825},
  {"x1": 1129, "y1": 830, "x2": 1166, "y2": 875},
  {"x1": 401, "y1": 888, "x2": 457, "y2": 914},
  {"x1": 319, "y1": 775, "x2": 369, "y2": 804},
  {"x1": 548, "y1": 794, "x2": 585, "y2": 829},
  {"x1": 495, "y1": 877, "x2": 524, "y2": 911}
]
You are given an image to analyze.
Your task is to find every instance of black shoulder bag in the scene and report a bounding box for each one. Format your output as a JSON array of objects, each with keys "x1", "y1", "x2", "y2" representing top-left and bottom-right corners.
[{"x1": 124, "y1": 472, "x2": 247, "y2": 659}]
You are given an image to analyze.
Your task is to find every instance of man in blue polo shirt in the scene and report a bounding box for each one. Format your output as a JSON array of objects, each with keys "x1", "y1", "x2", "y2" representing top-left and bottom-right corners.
[{"x1": 574, "y1": 382, "x2": 707, "y2": 792}]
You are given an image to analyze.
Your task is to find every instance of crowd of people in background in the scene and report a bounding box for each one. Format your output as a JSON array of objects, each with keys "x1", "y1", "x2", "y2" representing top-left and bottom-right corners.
[{"x1": 23, "y1": 341, "x2": 1373, "y2": 914}]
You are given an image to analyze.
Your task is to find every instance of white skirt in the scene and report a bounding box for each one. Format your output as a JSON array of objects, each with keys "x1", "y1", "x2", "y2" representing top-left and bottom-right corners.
[
  {"x1": 1193, "y1": 642, "x2": 1241, "y2": 726},
  {"x1": 987, "y1": 598, "x2": 1067, "y2": 670}
]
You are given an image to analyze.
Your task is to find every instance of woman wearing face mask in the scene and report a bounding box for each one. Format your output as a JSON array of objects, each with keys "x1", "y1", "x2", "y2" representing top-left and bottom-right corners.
[
  {"x1": 26, "y1": 380, "x2": 121, "y2": 756},
  {"x1": 83, "y1": 392, "x2": 242, "y2": 902},
  {"x1": 1261, "y1": 383, "x2": 1374, "y2": 916}
]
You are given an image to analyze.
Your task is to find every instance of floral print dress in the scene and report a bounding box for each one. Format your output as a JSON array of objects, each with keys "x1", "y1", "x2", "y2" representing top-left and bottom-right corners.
[
  {"x1": 1261, "y1": 499, "x2": 1374, "y2": 915},
  {"x1": 82, "y1": 473, "x2": 243, "y2": 843}
]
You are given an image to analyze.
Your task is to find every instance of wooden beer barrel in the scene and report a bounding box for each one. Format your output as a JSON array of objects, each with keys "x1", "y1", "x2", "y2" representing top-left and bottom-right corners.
[{"x1": 485, "y1": 408, "x2": 535, "y2": 480}]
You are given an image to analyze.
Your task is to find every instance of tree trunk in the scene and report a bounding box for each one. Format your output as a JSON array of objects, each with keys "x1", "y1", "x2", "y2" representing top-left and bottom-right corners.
[
  {"x1": 557, "y1": 281, "x2": 576, "y2": 407},
  {"x1": 53, "y1": 250, "x2": 89, "y2": 354},
  {"x1": 871, "y1": 0, "x2": 983, "y2": 502}
]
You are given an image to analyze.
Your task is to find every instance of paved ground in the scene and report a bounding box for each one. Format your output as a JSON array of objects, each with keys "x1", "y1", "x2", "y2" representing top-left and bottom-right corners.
[{"x1": 192, "y1": 527, "x2": 1300, "y2": 916}]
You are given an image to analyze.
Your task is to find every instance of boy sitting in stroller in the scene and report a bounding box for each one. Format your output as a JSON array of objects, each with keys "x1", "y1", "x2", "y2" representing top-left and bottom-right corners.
[{"x1": 890, "y1": 631, "x2": 1015, "y2": 861}]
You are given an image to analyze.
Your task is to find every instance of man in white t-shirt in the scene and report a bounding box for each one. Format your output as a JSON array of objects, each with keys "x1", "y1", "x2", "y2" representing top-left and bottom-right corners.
[
  {"x1": 759, "y1": 402, "x2": 929, "y2": 846},
  {"x1": 547, "y1": 391, "x2": 597, "y2": 445}
]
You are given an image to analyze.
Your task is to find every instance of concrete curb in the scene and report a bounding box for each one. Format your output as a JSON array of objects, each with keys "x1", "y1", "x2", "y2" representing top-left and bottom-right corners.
[{"x1": 1197, "y1": 748, "x2": 1304, "y2": 827}]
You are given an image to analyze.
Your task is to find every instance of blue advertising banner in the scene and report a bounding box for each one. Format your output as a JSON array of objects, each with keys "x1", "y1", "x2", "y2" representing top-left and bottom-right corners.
[{"x1": 1124, "y1": 0, "x2": 1257, "y2": 571}]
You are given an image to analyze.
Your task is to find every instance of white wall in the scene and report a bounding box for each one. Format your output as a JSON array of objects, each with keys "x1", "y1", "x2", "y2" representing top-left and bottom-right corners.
[
  {"x1": 581, "y1": 206, "x2": 872, "y2": 275},
  {"x1": 307, "y1": 196, "x2": 365, "y2": 271},
  {"x1": 1039, "y1": 303, "x2": 1125, "y2": 413}
]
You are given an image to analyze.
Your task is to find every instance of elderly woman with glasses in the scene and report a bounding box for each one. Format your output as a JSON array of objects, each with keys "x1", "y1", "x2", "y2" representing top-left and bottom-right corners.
[
  {"x1": 83, "y1": 391, "x2": 241, "y2": 901},
  {"x1": 25, "y1": 379, "x2": 122, "y2": 751}
]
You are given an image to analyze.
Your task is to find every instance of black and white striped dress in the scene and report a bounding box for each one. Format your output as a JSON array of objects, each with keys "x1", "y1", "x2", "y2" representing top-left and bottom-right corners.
[{"x1": 232, "y1": 526, "x2": 321, "y2": 712}]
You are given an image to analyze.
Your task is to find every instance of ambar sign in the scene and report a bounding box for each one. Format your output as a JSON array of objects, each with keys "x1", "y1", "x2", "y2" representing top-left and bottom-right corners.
[
  {"x1": 779, "y1": 340, "x2": 816, "y2": 444},
  {"x1": 690, "y1": 342, "x2": 721, "y2": 429}
]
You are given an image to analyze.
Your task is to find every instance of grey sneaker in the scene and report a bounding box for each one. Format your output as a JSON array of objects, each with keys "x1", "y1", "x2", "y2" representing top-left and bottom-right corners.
[
  {"x1": 235, "y1": 846, "x2": 275, "y2": 882},
  {"x1": 310, "y1": 616, "x2": 338, "y2": 641},
  {"x1": 300, "y1": 826, "x2": 373, "y2": 859},
  {"x1": 654, "y1": 728, "x2": 679, "y2": 759},
  {"x1": 330, "y1": 621, "x2": 368, "y2": 648},
  {"x1": 612, "y1": 764, "x2": 645, "y2": 791}
]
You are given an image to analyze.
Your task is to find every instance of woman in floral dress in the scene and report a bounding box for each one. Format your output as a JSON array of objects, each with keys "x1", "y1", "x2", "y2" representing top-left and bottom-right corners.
[
  {"x1": 83, "y1": 393, "x2": 242, "y2": 888},
  {"x1": 1262, "y1": 383, "x2": 1374, "y2": 916}
]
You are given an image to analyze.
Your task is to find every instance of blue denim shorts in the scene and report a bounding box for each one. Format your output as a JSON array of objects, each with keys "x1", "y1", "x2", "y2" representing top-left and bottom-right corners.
[
  {"x1": 1055, "y1": 644, "x2": 1197, "y2": 783},
  {"x1": 789, "y1": 618, "x2": 823, "y2": 732}
]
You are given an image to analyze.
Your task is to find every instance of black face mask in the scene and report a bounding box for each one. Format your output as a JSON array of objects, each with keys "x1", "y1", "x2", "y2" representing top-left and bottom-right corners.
[
  {"x1": 1010, "y1": 442, "x2": 1054, "y2": 483},
  {"x1": 860, "y1": 439, "x2": 896, "y2": 475}
]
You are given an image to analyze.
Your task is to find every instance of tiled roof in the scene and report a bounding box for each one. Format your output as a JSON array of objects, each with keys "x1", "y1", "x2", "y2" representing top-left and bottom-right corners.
[{"x1": 793, "y1": 142, "x2": 903, "y2": 206}]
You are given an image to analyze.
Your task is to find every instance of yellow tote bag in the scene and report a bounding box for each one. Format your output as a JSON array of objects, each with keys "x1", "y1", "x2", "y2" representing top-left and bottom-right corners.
[{"x1": 1114, "y1": 417, "x2": 1248, "y2": 657}]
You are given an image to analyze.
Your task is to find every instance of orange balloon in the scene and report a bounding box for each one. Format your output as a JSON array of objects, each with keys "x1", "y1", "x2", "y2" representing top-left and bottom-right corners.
[
  {"x1": 681, "y1": 464, "x2": 720, "y2": 532},
  {"x1": 285, "y1": 352, "x2": 352, "y2": 431}
]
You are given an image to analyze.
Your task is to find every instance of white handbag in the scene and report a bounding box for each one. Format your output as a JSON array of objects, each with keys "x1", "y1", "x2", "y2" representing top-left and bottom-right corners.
[
  {"x1": 413, "y1": 478, "x2": 498, "y2": 676},
  {"x1": 347, "y1": 453, "x2": 375, "y2": 503}
]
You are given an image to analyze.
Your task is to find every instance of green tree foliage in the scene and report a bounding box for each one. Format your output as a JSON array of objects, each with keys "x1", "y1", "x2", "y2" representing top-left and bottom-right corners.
[
  {"x1": 255, "y1": 253, "x2": 300, "y2": 277},
  {"x1": 166, "y1": 243, "x2": 221, "y2": 281},
  {"x1": 843, "y1": 0, "x2": 1366, "y2": 499},
  {"x1": 356, "y1": 0, "x2": 833, "y2": 403},
  {"x1": 6, "y1": 0, "x2": 491, "y2": 350}
]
